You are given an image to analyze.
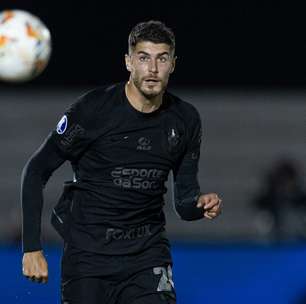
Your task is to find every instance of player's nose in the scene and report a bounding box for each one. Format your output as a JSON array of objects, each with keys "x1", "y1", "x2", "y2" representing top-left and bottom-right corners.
[{"x1": 148, "y1": 60, "x2": 158, "y2": 73}]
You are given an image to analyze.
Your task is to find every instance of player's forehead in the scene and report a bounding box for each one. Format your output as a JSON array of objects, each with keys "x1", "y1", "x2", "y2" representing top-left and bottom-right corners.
[{"x1": 133, "y1": 41, "x2": 172, "y2": 56}]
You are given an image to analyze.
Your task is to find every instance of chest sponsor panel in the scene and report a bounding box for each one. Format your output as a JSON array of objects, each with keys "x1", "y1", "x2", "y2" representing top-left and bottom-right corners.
[{"x1": 110, "y1": 167, "x2": 168, "y2": 190}]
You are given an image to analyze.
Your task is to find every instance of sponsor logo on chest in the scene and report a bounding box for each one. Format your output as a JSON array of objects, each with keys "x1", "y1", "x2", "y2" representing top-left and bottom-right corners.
[{"x1": 137, "y1": 137, "x2": 152, "y2": 151}]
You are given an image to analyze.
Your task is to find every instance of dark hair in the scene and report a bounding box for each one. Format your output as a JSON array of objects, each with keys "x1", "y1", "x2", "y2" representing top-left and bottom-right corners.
[{"x1": 128, "y1": 20, "x2": 175, "y2": 54}]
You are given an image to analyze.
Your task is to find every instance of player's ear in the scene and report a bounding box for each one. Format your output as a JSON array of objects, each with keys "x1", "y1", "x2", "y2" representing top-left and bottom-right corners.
[
  {"x1": 125, "y1": 54, "x2": 131, "y2": 72},
  {"x1": 170, "y1": 55, "x2": 177, "y2": 74}
]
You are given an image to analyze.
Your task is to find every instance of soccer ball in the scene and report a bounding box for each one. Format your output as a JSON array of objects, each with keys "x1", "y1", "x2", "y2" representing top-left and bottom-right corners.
[{"x1": 0, "y1": 10, "x2": 51, "y2": 82}]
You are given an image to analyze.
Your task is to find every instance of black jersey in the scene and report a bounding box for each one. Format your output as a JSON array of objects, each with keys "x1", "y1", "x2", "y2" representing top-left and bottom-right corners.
[{"x1": 21, "y1": 82, "x2": 204, "y2": 255}]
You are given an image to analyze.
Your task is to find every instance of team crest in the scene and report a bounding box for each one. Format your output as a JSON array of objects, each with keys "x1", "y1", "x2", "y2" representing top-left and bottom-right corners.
[
  {"x1": 166, "y1": 127, "x2": 182, "y2": 154},
  {"x1": 168, "y1": 128, "x2": 180, "y2": 147},
  {"x1": 56, "y1": 115, "x2": 68, "y2": 134}
]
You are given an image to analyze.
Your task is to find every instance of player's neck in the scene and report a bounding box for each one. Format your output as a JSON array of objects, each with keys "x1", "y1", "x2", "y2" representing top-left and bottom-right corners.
[{"x1": 125, "y1": 81, "x2": 163, "y2": 113}]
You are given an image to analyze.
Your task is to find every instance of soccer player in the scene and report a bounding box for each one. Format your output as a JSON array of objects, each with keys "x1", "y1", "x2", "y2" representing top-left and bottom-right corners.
[{"x1": 21, "y1": 20, "x2": 222, "y2": 304}]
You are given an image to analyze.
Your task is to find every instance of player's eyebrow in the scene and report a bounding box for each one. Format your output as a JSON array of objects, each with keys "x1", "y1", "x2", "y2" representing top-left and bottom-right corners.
[{"x1": 137, "y1": 51, "x2": 170, "y2": 57}]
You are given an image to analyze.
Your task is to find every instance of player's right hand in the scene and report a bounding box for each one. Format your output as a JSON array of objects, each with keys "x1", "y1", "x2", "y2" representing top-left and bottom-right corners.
[{"x1": 22, "y1": 250, "x2": 48, "y2": 283}]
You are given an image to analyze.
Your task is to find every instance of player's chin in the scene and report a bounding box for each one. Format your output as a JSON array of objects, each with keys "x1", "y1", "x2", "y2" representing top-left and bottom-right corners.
[{"x1": 141, "y1": 86, "x2": 162, "y2": 98}]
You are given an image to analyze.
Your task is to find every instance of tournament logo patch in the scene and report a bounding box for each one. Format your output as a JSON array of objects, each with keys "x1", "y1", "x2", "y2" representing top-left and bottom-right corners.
[{"x1": 56, "y1": 115, "x2": 68, "y2": 135}]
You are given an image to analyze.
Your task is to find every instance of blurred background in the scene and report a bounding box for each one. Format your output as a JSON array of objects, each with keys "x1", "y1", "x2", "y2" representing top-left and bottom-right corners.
[{"x1": 1, "y1": 1, "x2": 306, "y2": 303}]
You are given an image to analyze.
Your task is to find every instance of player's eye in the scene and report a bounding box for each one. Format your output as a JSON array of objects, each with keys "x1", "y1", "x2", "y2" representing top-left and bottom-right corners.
[
  {"x1": 159, "y1": 57, "x2": 168, "y2": 63},
  {"x1": 139, "y1": 56, "x2": 149, "y2": 62}
]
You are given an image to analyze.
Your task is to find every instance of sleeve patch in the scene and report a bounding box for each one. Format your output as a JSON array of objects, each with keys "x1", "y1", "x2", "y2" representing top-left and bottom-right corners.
[
  {"x1": 56, "y1": 115, "x2": 68, "y2": 135},
  {"x1": 60, "y1": 124, "x2": 85, "y2": 147}
]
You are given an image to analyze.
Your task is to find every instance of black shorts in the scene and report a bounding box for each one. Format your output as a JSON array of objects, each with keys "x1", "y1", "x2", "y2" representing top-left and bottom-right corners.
[{"x1": 61, "y1": 243, "x2": 176, "y2": 304}]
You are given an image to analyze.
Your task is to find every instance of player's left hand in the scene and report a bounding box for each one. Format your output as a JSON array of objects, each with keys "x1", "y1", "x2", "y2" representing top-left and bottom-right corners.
[{"x1": 196, "y1": 193, "x2": 222, "y2": 220}]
